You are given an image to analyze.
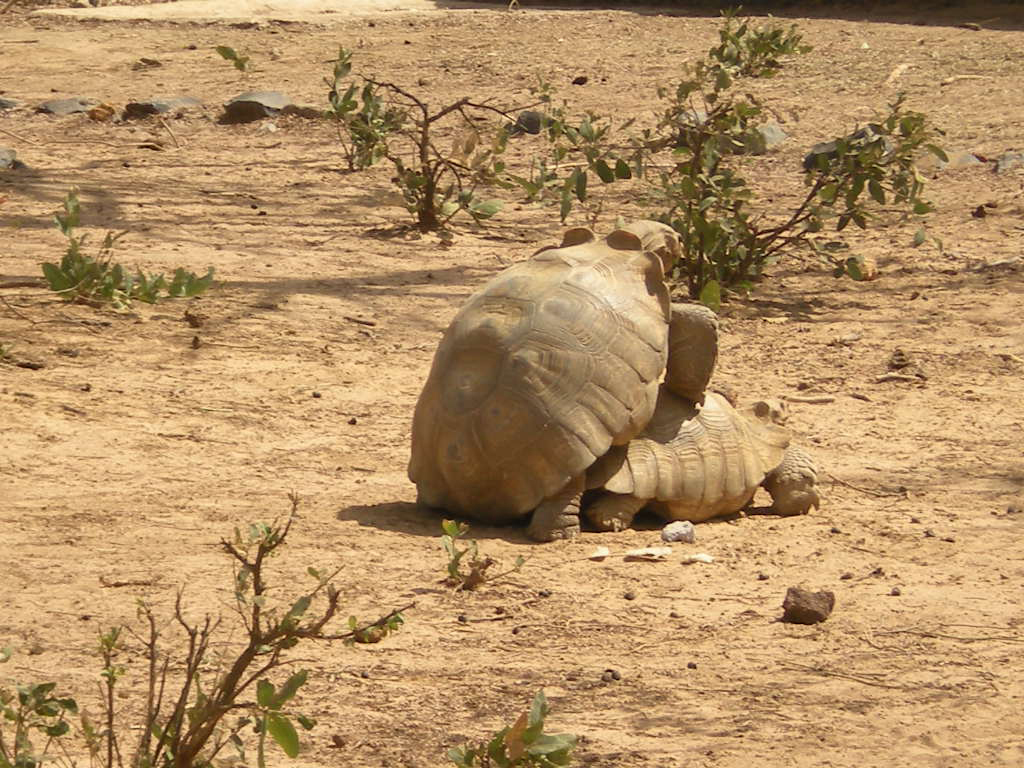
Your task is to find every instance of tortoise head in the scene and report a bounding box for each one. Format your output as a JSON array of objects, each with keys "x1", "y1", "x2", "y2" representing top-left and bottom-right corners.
[{"x1": 617, "y1": 220, "x2": 682, "y2": 274}]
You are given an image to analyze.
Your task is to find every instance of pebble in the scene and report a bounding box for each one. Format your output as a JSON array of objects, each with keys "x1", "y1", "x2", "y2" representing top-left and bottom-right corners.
[
  {"x1": 1, "y1": 148, "x2": 26, "y2": 170},
  {"x1": 661, "y1": 520, "x2": 695, "y2": 543},
  {"x1": 890, "y1": 586, "x2": 902, "y2": 597},
  {"x1": 680, "y1": 553, "x2": 714, "y2": 565},
  {"x1": 222, "y1": 91, "x2": 291, "y2": 124},
  {"x1": 37, "y1": 97, "x2": 98, "y2": 116},
  {"x1": 0, "y1": 98, "x2": 21, "y2": 112},
  {"x1": 123, "y1": 96, "x2": 203, "y2": 120},
  {"x1": 781, "y1": 586, "x2": 835, "y2": 624},
  {"x1": 601, "y1": 669, "x2": 621, "y2": 682}
]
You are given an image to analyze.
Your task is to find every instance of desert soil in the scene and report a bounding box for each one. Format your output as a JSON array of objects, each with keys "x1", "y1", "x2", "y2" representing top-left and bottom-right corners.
[{"x1": 2, "y1": 2, "x2": 1023, "y2": 766}]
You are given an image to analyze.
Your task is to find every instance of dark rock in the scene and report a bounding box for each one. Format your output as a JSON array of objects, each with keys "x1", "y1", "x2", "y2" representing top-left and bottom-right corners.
[
  {"x1": 0, "y1": 98, "x2": 21, "y2": 112},
  {"x1": 508, "y1": 110, "x2": 548, "y2": 136},
  {"x1": 221, "y1": 91, "x2": 291, "y2": 124},
  {"x1": 0, "y1": 148, "x2": 27, "y2": 170},
  {"x1": 994, "y1": 152, "x2": 1024, "y2": 174},
  {"x1": 37, "y1": 97, "x2": 98, "y2": 116},
  {"x1": 803, "y1": 124, "x2": 893, "y2": 171},
  {"x1": 571, "y1": 75, "x2": 588, "y2": 85},
  {"x1": 781, "y1": 586, "x2": 835, "y2": 624},
  {"x1": 281, "y1": 103, "x2": 323, "y2": 119},
  {"x1": 890, "y1": 586, "x2": 902, "y2": 596},
  {"x1": 123, "y1": 96, "x2": 203, "y2": 120}
]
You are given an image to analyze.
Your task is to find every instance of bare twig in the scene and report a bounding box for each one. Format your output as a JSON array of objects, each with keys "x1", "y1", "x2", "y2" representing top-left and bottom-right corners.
[{"x1": 826, "y1": 470, "x2": 907, "y2": 499}]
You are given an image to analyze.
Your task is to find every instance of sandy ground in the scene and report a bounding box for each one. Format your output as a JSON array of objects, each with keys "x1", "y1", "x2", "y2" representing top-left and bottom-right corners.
[{"x1": 2, "y1": 2, "x2": 1023, "y2": 767}]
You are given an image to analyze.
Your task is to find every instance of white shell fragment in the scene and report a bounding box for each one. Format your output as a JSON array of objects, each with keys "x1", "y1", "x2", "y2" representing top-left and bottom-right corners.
[
  {"x1": 588, "y1": 546, "x2": 611, "y2": 561},
  {"x1": 661, "y1": 520, "x2": 696, "y2": 543},
  {"x1": 624, "y1": 546, "x2": 672, "y2": 561},
  {"x1": 681, "y1": 553, "x2": 715, "y2": 565}
]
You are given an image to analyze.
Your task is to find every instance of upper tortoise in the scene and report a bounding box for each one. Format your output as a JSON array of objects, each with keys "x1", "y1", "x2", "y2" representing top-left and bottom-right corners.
[{"x1": 408, "y1": 221, "x2": 682, "y2": 541}]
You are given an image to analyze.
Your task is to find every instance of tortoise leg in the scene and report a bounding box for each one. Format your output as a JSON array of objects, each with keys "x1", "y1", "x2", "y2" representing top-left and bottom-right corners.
[
  {"x1": 763, "y1": 445, "x2": 821, "y2": 516},
  {"x1": 585, "y1": 492, "x2": 647, "y2": 532},
  {"x1": 526, "y1": 475, "x2": 584, "y2": 542}
]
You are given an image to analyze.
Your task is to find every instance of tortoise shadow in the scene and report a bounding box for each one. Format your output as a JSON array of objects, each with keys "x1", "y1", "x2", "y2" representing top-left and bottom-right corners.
[{"x1": 337, "y1": 501, "x2": 541, "y2": 543}]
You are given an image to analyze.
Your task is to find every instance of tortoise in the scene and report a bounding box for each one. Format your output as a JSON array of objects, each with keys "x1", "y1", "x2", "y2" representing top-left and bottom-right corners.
[
  {"x1": 582, "y1": 303, "x2": 820, "y2": 530},
  {"x1": 583, "y1": 388, "x2": 821, "y2": 531},
  {"x1": 408, "y1": 221, "x2": 684, "y2": 541}
]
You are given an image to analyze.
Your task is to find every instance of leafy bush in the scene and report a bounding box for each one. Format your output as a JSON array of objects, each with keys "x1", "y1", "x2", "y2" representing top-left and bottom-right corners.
[
  {"x1": 708, "y1": 9, "x2": 811, "y2": 78},
  {"x1": 326, "y1": 49, "x2": 506, "y2": 231},
  {"x1": 448, "y1": 691, "x2": 577, "y2": 768},
  {"x1": 41, "y1": 190, "x2": 214, "y2": 308},
  {"x1": 0, "y1": 496, "x2": 409, "y2": 768}
]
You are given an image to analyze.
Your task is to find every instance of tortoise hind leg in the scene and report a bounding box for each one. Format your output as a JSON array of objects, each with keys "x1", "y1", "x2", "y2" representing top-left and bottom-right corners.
[
  {"x1": 585, "y1": 492, "x2": 647, "y2": 532},
  {"x1": 527, "y1": 475, "x2": 584, "y2": 542},
  {"x1": 763, "y1": 445, "x2": 821, "y2": 516}
]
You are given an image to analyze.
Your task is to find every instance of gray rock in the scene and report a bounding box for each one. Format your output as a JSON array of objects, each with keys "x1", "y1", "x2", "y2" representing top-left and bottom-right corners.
[
  {"x1": 37, "y1": 97, "x2": 98, "y2": 116},
  {"x1": 508, "y1": 110, "x2": 548, "y2": 136},
  {"x1": 750, "y1": 121, "x2": 788, "y2": 153},
  {"x1": 280, "y1": 103, "x2": 323, "y2": 119},
  {"x1": 1, "y1": 148, "x2": 23, "y2": 170},
  {"x1": 222, "y1": 91, "x2": 291, "y2": 124},
  {"x1": 803, "y1": 124, "x2": 894, "y2": 171},
  {"x1": 994, "y1": 152, "x2": 1024, "y2": 174},
  {"x1": 123, "y1": 96, "x2": 203, "y2": 120},
  {"x1": 781, "y1": 586, "x2": 835, "y2": 625},
  {"x1": 661, "y1": 520, "x2": 696, "y2": 543},
  {"x1": 0, "y1": 98, "x2": 21, "y2": 112},
  {"x1": 940, "y1": 150, "x2": 982, "y2": 170}
]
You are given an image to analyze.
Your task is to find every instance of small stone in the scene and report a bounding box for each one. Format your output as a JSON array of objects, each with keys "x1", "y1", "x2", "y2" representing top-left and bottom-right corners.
[
  {"x1": 312, "y1": 391, "x2": 322, "y2": 398},
  {"x1": 781, "y1": 586, "x2": 835, "y2": 625},
  {"x1": 669, "y1": 610, "x2": 682, "y2": 618},
  {"x1": 661, "y1": 520, "x2": 695, "y2": 543},
  {"x1": 0, "y1": 148, "x2": 27, "y2": 170},
  {"x1": 938, "y1": 150, "x2": 983, "y2": 170},
  {"x1": 686, "y1": 661, "x2": 697, "y2": 670},
  {"x1": 571, "y1": 75, "x2": 588, "y2": 85},
  {"x1": 890, "y1": 586, "x2": 902, "y2": 596},
  {"x1": 37, "y1": 97, "x2": 98, "y2": 116},
  {"x1": 994, "y1": 152, "x2": 1024, "y2": 174},
  {"x1": 348, "y1": 417, "x2": 357, "y2": 425},
  {"x1": 757, "y1": 572, "x2": 769, "y2": 581},
  {"x1": 537, "y1": 589, "x2": 552, "y2": 598},
  {"x1": 0, "y1": 98, "x2": 21, "y2": 112},
  {"x1": 623, "y1": 591, "x2": 636, "y2": 601},
  {"x1": 830, "y1": 526, "x2": 842, "y2": 534},
  {"x1": 508, "y1": 110, "x2": 546, "y2": 136},
  {"x1": 601, "y1": 669, "x2": 621, "y2": 682},
  {"x1": 910, "y1": 517, "x2": 921, "y2": 524},
  {"x1": 457, "y1": 614, "x2": 468, "y2": 623},
  {"x1": 123, "y1": 96, "x2": 203, "y2": 120},
  {"x1": 1007, "y1": 505, "x2": 1022, "y2": 515},
  {"x1": 221, "y1": 91, "x2": 291, "y2": 124},
  {"x1": 941, "y1": 536, "x2": 956, "y2": 543},
  {"x1": 281, "y1": 103, "x2": 323, "y2": 119},
  {"x1": 840, "y1": 572, "x2": 853, "y2": 580},
  {"x1": 923, "y1": 529, "x2": 936, "y2": 538},
  {"x1": 360, "y1": 670, "x2": 370, "y2": 679}
]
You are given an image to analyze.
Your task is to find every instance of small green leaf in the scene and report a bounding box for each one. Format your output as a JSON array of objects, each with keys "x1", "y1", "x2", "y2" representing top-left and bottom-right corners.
[
  {"x1": 273, "y1": 670, "x2": 308, "y2": 708},
  {"x1": 594, "y1": 159, "x2": 615, "y2": 183},
  {"x1": 471, "y1": 200, "x2": 502, "y2": 219},
  {"x1": 573, "y1": 168, "x2": 587, "y2": 202},
  {"x1": 925, "y1": 144, "x2": 948, "y2": 162},
  {"x1": 868, "y1": 179, "x2": 885, "y2": 204},
  {"x1": 845, "y1": 257, "x2": 864, "y2": 281},
  {"x1": 698, "y1": 280, "x2": 722, "y2": 311},
  {"x1": 256, "y1": 679, "x2": 275, "y2": 708},
  {"x1": 267, "y1": 713, "x2": 300, "y2": 758},
  {"x1": 912, "y1": 200, "x2": 933, "y2": 215},
  {"x1": 912, "y1": 228, "x2": 926, "y2": 247},
  {"x1": 45, "y1": 720, "x2": 71, "y2": 738},
  {"x1": 295, "y1": 714, "x2": 316, "y2": 731}
]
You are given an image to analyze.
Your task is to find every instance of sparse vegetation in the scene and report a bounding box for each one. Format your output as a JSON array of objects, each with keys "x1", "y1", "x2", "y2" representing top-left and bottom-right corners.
[
  {"x1": 0, "y1": 496, "x2": 410, "y2": 768},
  {"x1": 441, "y1": 520, "x2": 524, "y2": 591},
  {"x1": 41, "y1": 190, "x2": 215, "y2": 308},
  {"x1": 214, "y1": 45, "x2": 250, "y2": 73},
  {"x1": 448, "y1": 690, "x2": 577, "y2": 768},
  {"x1": 708, "y1": 9, "x2": 812, "y2": 78},
  {"x1": 326, "y1": 48, "x2": 506, "y2": 231}
]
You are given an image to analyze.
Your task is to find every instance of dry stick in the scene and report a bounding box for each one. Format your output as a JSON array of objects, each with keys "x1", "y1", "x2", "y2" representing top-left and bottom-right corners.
[
  {"x1": 780, "y1": 661, "x2": 908, "y2": 690},
  {"x1": 159, "y1": 117, "x2": 182, "y2": 149},
  {"x1": 0, "y1": 280, "x2": 44, "y2": 289},
  {"x1": 826, "y1": 470, "x2": 906, "y2": 498},
  {"x1": 876, "y1": 628, "x2": 1023, "y2": 644},
  {"x1": 0, "y1": 294, "x2": 37, "y2": 323}
]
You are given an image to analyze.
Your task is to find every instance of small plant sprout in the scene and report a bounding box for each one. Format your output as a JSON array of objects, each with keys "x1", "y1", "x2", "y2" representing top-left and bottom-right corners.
[
  {"x1": 448, "y1": 690, "x2": 578, "y2": 768},
  {"x1": 441, "y1": 520, "x2": 525, "y2": 591},
  {"x1": 0, "y1": 649, "x2": 79, "y2": 768},
  {"x1": 215, "y1": 45, "x2": 251, "y2": 72},
  {"x1": 41, "y1": 189, "x2": 215, "y2": 308}
]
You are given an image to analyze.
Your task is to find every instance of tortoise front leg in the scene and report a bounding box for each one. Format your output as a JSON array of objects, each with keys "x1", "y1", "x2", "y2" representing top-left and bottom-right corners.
[
  {"x1": 763, "y1": 445, "x2": 821, "y2": 516},
  {"x1": 527, "y1": 474, "x2": 584, "y2": 542},
  {"x1": 585, "y1": 492, "x2": 646, "y2": 532}
]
